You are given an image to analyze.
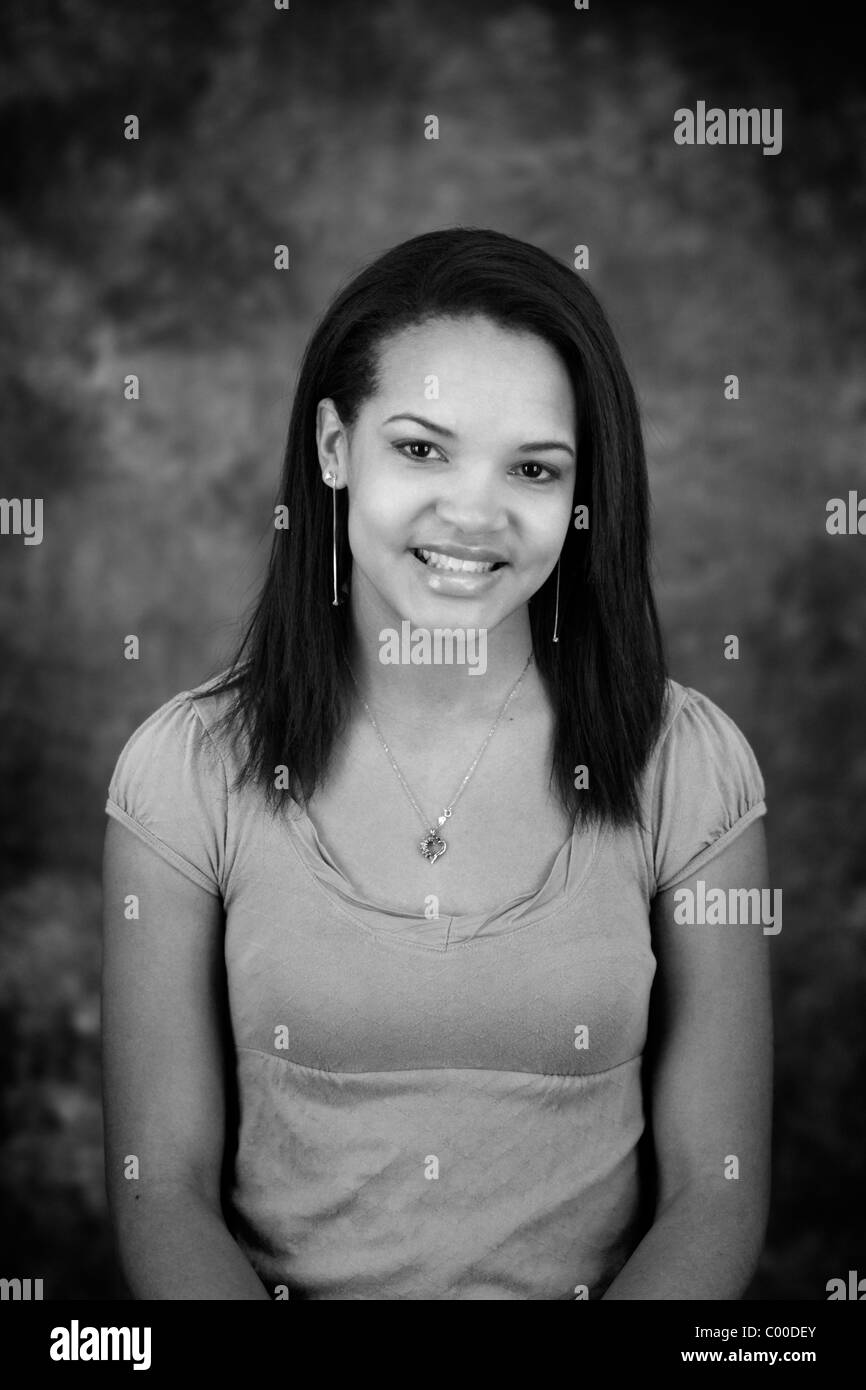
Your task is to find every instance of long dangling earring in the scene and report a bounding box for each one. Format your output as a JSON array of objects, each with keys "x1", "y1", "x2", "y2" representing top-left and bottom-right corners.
[
  {"x1": 552, "y1": 557, "x2": 561, "y2": 643},
  {"x1": 324, "y1": 471, "x2": 339, "y2": 606}
]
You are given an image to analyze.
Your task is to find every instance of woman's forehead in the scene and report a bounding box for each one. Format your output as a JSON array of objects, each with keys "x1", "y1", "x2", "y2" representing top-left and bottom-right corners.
[{"x1": 368, "y1": 317, "x2": 576, "y2": 429}]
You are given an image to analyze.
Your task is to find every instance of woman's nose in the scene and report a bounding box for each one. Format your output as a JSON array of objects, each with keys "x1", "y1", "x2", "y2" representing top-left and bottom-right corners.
[{"x1": 434, "y1": 470, "x2": 507, "y2": 533}]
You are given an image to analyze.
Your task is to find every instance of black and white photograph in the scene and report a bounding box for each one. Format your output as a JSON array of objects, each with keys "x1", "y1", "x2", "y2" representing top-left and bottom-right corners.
[{"x1": 1, "y1": 0, "x2": 864, "y2": 1352}]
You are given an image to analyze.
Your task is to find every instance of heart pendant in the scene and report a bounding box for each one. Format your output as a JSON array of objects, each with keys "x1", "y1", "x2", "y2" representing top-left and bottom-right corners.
[{"x1": 419, "y1": 829, "x2": 447, "y2": 863}]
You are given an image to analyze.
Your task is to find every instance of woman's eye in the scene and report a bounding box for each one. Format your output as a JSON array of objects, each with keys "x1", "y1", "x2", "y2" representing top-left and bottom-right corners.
[
  {"x1": 516, "y1": 461, "x2": 557, "y2": 482},
  {"x1": 395, "y1": 440, "x2": 443, "y2": 461}
]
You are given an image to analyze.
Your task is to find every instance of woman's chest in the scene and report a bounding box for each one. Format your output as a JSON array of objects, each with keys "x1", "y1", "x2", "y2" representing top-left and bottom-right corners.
[
  {"x1": 224, "y1": 714, "x2": 657, "y2": 1072},
  {"x1": 225, "y1": 836, "x2": 656, "y2": 1075},
  {"x1": 302, "y1": 711, "x2": 574, "y2": 918}
]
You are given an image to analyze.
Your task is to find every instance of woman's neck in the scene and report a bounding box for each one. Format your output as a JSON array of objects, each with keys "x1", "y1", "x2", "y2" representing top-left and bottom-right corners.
[{"x1": 345, "y1": 592, "x2": 537, "y2": 729}]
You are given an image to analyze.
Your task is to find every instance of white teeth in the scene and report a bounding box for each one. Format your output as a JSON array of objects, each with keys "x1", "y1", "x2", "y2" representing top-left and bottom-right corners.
[{"x1": 417, "y1": 548, "x2": 498, "y2": 573}]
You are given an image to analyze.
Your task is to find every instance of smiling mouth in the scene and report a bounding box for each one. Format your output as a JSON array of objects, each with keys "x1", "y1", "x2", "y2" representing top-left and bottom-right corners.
[{"x1": 412, "y1": 548, "x2": 507, "y2": 574}]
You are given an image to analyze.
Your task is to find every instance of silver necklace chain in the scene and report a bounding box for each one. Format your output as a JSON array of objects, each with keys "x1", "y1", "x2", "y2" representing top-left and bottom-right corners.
[{"x1": 345, "y1": 651, "x2": 534, "y2": 863}]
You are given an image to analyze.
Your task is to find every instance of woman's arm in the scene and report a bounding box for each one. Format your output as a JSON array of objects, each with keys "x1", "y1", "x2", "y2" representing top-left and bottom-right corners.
[
  {"x1": 101, "y1": 817, "x2": 271, "y2": 1299},
  {"x1": 602, "y1": 818, "x2": 773, "y2": 1299}
]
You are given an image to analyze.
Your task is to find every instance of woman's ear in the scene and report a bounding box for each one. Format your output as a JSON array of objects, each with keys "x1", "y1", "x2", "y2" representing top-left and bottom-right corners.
[{"x1": 316, "y1": 398, "x2": 348, "y2": 484}]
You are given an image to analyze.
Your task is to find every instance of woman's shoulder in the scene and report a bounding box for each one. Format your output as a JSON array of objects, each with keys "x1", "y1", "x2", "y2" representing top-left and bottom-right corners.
[
  {"x1": 185, "y1": 667, "x2": 248, "y2": 752},
  {"x1": 105, "y1": 668, "x2": 252, "y2": 831},
  {"x1": 108, "y1": 669, "x2": 239, "y2": 778},
  {"x1": 653, "y1": 677, "x2": 762, "y2": 766},
  {"x1": 104, "y1": 669, "x2": 244, "y2": 897},
  {"x1": 642, "y1": 677, "x2": 767, "y2": 895}
]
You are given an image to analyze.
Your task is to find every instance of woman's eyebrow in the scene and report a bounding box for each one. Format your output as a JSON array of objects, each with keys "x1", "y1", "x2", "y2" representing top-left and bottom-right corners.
[
  {"x1": 383, "y1": 413, "x2": 456, "y2": 437},
  {"x1": 382, "y1": 413, "x2": 575, "y2": 458}
]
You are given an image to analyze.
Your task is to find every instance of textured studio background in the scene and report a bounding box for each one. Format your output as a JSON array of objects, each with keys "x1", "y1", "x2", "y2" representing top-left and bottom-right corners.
[{"x1": 1, "y1": 0, "x2": 864, "y2": 1299}]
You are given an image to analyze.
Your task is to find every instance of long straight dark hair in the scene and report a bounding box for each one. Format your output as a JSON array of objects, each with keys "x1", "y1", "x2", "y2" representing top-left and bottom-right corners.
[{"x1": 204, "y1": 227, "x2": 668, "y2": 830}]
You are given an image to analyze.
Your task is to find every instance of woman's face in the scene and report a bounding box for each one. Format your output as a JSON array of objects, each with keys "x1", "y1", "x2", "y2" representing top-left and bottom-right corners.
[{"x1": 320, "y1": 313, "x2": 577, "y2": 637}]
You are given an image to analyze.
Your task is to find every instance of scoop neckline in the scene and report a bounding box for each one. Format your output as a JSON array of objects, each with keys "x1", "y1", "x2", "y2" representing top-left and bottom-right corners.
[{"x1": 283, "y1": 798, "x2": 602, "y2": 946}]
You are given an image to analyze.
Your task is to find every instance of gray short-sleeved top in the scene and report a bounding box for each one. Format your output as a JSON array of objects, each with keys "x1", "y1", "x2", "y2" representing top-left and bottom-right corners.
[{"x1": 104, "y1": 673, "x2": 766, "y2": 1300}]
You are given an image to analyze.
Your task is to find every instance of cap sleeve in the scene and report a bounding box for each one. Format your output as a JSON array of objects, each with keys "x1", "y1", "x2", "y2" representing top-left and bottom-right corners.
[
  {"x1": 650, "y1": 686, "x2": 766, "y2": 895},
  {"x1": 104, "y1": 692, "x2": 227, "y2": 896}
]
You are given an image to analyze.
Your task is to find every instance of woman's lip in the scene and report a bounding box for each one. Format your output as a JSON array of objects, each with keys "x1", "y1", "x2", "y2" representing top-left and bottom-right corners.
[
  {"x1": 409, "y1": 548, "x2": 506, "y2": 594},
  {"x1": 414, "y1": 544, "x2": 508, "y2": 563},
  {"x1": 410, "y1": 548, "x2": 507, "y2": 570}
]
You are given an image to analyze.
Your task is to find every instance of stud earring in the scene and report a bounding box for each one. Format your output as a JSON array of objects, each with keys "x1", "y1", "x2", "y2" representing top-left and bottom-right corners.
[{"x1": 324, "y1": 471, "x2": 339, "y2": 606}]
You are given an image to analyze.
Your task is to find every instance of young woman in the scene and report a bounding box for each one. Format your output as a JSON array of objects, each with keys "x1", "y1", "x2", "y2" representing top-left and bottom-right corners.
[{"x1": 101, "y1": 228, "x2": 772, "y2": 1300}]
